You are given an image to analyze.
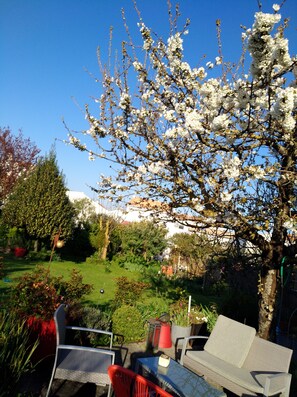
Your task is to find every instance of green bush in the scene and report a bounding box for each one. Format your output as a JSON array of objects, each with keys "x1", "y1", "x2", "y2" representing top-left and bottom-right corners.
[
  {"x1": 85, "y1": 253, "x2": 103, "y2": 264},
  {"x1": 0, "y1": 310, "x2": 38, "y2": 396},
  {"x1": 27, "y1": 249, "x2": 51, "y2": 261},
  {"x1": 114, "y1": 276, "x2": 148, "y2": 306},
  {"x1": 112, "y1": 252, "x2": 147, "y2": 271},
  {"x1": 85, "y1": 255, "x2": 111, "y2": 272},
  {"x1": 142, "y1": 268, "x2": 198, "y2": 301},
  {"x1": 57, "y1": 268, "x2": 93, "y2": 303},
  {"x1": 63, "y1": 226, "x2": 94, "y2": 260},
  {"x1": 112, "y1": 305, "x2": 145, "y2": 343},
  {"x1": 135, "y1": 297, "x2": 170, "y2": 323},
  {"x1": 10, "y1": 265, "x2": 93, "y2": 321},
  {"x1": 7, "y1": 226, "x2": 27, "y2": 249},
  {"x1": 200, "y1": 304, "x2": 219, "y2": 333},
  {"x1": 68, "y1": 304, "x2": 112, "y2": 347}
]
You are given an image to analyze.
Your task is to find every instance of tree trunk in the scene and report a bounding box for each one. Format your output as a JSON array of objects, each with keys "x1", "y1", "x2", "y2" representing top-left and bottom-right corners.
[
  {"x1": 34, "y1": 239, "x2": 39, "y2": 252},
  {"x1": 258, "y1": 268, "x2": 278, "y2": 339},
  {"x1": 101, "y1": 219, "x2": 110, "y2": 260},
  {"x1": 97, "y1": 216, "x2": 103, "y2": 258}
]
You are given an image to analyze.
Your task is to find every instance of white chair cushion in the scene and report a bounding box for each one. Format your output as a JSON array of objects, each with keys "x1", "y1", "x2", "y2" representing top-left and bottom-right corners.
[
  {"x1": 186, "y1": 350, "x2": 288, "y2": 395},
  {"x1": 204, "y1": 315, "x2": 256, "y2": 367}
]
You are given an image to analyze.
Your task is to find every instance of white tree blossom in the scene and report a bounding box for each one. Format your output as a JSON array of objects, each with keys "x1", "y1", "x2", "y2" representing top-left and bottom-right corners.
[{"x1": 68, "y1": 4, "x2": 297, "y2": 339}]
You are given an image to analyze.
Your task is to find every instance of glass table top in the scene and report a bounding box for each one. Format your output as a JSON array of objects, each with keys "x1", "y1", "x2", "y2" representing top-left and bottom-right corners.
[{"x1": 136, "y1": 356, "x2": 226, "y2": 397}]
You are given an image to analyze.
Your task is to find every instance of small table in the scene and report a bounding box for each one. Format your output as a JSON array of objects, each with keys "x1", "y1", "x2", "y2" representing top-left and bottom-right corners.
[{"x1": 136, "y1": 356, "x2": 226, "y2": 397}]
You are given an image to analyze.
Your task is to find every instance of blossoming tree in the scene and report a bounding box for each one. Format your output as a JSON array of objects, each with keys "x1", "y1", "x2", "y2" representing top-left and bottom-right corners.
[
  {"x1": 68, "y1": 3, "x2": 296, "y2": 339},
  {"x1": 0, "y1": 127, "x2": 40, "y2": 204}
]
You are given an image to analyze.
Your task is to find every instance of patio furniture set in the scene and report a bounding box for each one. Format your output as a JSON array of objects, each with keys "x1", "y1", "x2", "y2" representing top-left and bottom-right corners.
[{"x1": 45, "y1": 304, "x2": 293, "y2": 397}]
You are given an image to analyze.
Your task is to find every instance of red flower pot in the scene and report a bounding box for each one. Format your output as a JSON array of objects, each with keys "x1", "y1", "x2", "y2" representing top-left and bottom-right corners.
[
  {"x1": 14, "y1": 247, "x2": 27, "y2": 257},
  {"x1": 26, "y1": 316, "x2": 56, "y2": 363}
]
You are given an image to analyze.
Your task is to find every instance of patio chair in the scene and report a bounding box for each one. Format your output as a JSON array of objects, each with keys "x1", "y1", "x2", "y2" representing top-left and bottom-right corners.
[
  {"x1": 108, "y1": 364, "x2": 173, "y2": 397},
  {"x1": 46, "y1": 304, "x2": 115, "y2": 397}
]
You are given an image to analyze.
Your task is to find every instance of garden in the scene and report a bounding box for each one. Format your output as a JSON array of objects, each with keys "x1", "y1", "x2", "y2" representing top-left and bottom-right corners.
[
  {"x1": 0, "y1": 3, "x2": 296, "y2": 392},
  {"x1": 0, "y1": 239, "x2": 259, "y2": 396},
  {"x1": 0, "y1": 147, "x2": 296, "y2": 395},
  {"x1": 0, "y1": 147, "x2": 235, "y2": 394}
]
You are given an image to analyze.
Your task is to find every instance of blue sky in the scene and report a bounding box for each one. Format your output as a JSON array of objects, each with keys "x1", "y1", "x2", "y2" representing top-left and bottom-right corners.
[{"x1": 1, "y1": 0, "x2": 296, "y2": 199}]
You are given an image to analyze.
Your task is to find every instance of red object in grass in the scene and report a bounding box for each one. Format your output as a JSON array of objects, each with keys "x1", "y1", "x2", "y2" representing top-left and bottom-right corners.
[{"x1": 14, "y1": 247, "x2": 27, "y2": 257}]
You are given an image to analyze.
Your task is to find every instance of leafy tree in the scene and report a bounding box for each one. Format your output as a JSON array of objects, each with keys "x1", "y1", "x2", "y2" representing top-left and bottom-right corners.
[
  {"x1": 71, "y1": 197, "x2": 97, "y2": 228},
  {"x1": 117, "y1": 220, "x2": 167, "y2": 262},
  {"x1": 0, "y1": 127, "x2": 40, "y2": 204},
  {"x1": 2, "y1": 151, "x2": 75, "y2": 249},
  {"x1": 70, "y1": 199, "x2": 122, "y2": 260},
  {"x1": 68, "y1": 4, "x2": 297, "y2": 338},
  {"x1": 170, "y1": 232, "x2": 222, "y2": 277},
  {"x1": 89, "y1": 214, "x2": 119, "y2": 260}
]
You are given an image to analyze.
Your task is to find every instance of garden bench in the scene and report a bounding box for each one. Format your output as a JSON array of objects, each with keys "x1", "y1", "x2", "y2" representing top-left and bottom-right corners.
[{"x1": 180, "y1": 315, "x2": 293, "y2": 397}]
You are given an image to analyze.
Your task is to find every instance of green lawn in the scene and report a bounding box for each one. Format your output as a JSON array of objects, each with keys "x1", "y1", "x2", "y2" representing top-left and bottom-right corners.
[
  {"x1": 0, "y1": 254, "x2": 224, "y2": 309},
  {"x1": 0, "y1": 254, "x2": 236, "y2": 316},
  {"x1": 0, "y1": 255, "x2": 140, "y2": 306}
]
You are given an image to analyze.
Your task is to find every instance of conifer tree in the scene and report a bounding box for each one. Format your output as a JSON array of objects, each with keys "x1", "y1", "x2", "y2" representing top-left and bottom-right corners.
[{"x1": 3, "y1": 151, "x2": 75, "y2": 249}]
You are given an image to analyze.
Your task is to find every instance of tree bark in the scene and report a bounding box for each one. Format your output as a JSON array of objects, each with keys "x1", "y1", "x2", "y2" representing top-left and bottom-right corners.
[
  {"x1": 101, "y1": 219, "x2": 110, "y2": 260},
  {"x1": 97, "y1": 216, "x2": 103, "y2": 258},
  {"x1": 258, "y1": 268, "x2": 278, "y2": 339},
  {"x1": 34, "y1": 239, "x2": 39, "y2": 252}
]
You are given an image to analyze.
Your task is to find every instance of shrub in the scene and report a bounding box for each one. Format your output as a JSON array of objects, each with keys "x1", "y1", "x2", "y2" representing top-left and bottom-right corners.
[
  {"x1": 0, "y1": 310, "x2": 38, "y2": 396},
  {"x1": 141, "y1": 268, "x2": 197, "y2": 301},
  {"x1": 112, "y1": 305, "x2": 145, "y2": 343},
  {"x1": 7, "y1": 226, "x2": 27, "y2": 249},
  {"x1": 63, "y1": 226, "x2": 94, "y2": 260},
  {"x1": 10, "y1": 265, "x2": 93, "y2": 321},
  {"x1": 79, "y1": 305, "x2": 112, "y2": 331},
  {"x1": 112, "y1": 252, "x2": 148, "y2": 271},
  {"x1": 26, "y1": 248, "x2": 51, "y2": 261},
  {"x1": 67, "y1": 304, "x2": 112, "y2": 346},
  {"x1": 135, "y1": 297, "x2": 170, "y2": 323},
  {"x1": 85, "y1": 255, "x2": 111, "y2": 272},
  {"x1": 57, "y1": 268, "x2": 93, "y2": 303},
  {"x1": 200, "y1": 304, "x2": 219, "y2": 333},
  {"x1": 85, "y1": 253, "x2": 103, "y2": 264},
  {"x1": 11, "y1": 266, "x2": 61, "y2": 320},
  {"x1": 114, "y1": 276, "x2": 148, "y2": 306}
]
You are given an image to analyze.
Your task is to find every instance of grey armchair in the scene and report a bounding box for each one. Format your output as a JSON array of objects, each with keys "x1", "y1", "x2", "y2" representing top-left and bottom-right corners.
[{"x1": 46, "y1": 304, "x2": 115, "y2": 397}]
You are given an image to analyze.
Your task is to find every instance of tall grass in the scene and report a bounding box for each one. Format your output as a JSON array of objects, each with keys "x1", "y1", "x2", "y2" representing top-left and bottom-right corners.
[{"x1": 0, "y1": 310, "x2": 39, "y2": 396}]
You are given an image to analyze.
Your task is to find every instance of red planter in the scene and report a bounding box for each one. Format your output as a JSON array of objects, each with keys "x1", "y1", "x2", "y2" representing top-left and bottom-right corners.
[
  {"x1": 14, "y1": 247, "x2": 27, "y2": 257},
  {"x1": 26, "y1": 316, "x2": 56, "y2": 363}
]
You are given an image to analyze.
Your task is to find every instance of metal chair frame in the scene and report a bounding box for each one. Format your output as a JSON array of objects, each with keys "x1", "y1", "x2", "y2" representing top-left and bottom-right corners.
[{"x1": 46, "y1": 304, "x2": 115, "y2": 397}]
